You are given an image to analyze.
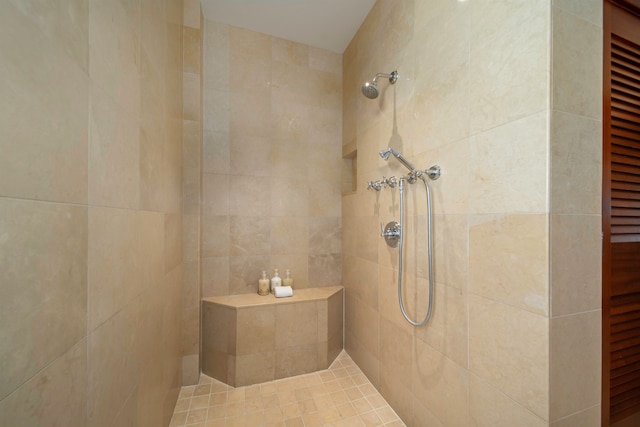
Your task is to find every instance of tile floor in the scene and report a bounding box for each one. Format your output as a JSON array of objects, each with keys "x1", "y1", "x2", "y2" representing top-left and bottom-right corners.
[{"x1": 170, "y1": 351, "x2": 406, "y2": 427}]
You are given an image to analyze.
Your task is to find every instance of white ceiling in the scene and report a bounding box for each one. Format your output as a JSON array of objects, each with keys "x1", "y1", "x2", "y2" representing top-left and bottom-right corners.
[{"x1": 200, "y1": 0, "x2": 376, "y2": 53}]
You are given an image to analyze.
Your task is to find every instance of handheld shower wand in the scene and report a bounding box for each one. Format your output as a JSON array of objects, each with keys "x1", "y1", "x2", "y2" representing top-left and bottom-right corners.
[
  {"x1": 379, "y1": 147, "x2": 418, "y2": 173},
  {"x1": 379, "y1": 147, "x2": 441, "y2": 181}
]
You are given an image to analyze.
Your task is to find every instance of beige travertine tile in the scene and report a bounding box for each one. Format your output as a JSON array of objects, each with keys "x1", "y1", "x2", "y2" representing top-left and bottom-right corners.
[
  {"x1": 469, "y1": 112, "x2": 549, "y2": 214},
  {"x1": 433, "y1": 214, "x2": 469, "y2": 291},
  {"x1": 183, "y1": 26, "x2": 201, "y2": 74},
  {"x1": 88, "y1": 207, "x2": 141, "y2": 331},
  {"x1": 202, "y1": 256, "x2": 230, "y2": 297},
  {"x1": 271, "y1": 217, "x2": 308, "y2": 255},
  {"x1": 415, "y1": 284, "x2": 469, "y2": 368},
  {"x1": 412, "y1": 338, "x2": 472, "y2": 426},
  {"x1": 230, "y1": 216, "x2": 271, "y2": 256},
  {"x1": 165, "y1": 212, "x2": 182, "y2": 273},
  {"x1": 183, "y1": 0, "x2": 200, "y2": 28},
  {"x1": 270, "y1": 176, "x2": 309, "y2": 217},
  {"x1": 550, "y1": 111, "x2": 602, "y2": 215},
  {"x1": 552, "y1": 6, "x2": 602, "y2": 119},
  {"x1": 550, "y1": 405, "x2": 600, "y2": 427},
  {"x1": 203, "y1": 129, "x2": 230, "y2": 175},
  {"x1": 229, "y1": 255, "x2": 271, "y2": 294},
  {"x1": 355, "y1": 216, "x2": 378, "y2": 264},
  {"x1": 88, "y1": 303, "x2": 139, "y2": 427},
  {"x1": 308, "y1": 217, "x2": 342, "y2": 255},
  {"x1": 269, "y1": 254, "x2": 308, "y2": 289},
  {"x1": 183, "y1": 72, "x2": 200, "y2": 121},
  {"x1": 276, "y1": 301, "x2": 318, "y2": 348},
  {"x1": 140, "y1": 117, "x2": 166, "y2": 212},
  {"x1": 0, "y1": 3, "x2": 88, "y2": 204},
  {"x1": 550, "y1": 311, "x2": 601, "y2": 420},
  {"x1": 307, "y1": 143, "x2": 342, "y2": 183},
  {"x1": 0, "y1": 199, "x2": 87, "y2": 400},
  {"x1": 379, "y1": 371, "x2": 413, "y2": 424},
  {"x1": 89, "y1": 87, "x2": 140, "y2": 209},
  {"x1": 230, "y1": 133, "x2": 272, "y2": 177},
  {"x1": 236, "y1": 306, "x2": 275, "y2": 355},
  {"x1": 201, "y1": 215, "x2": 229, "y2": 258},
  {"x1": 550, "y1": 214, "x2": 601, "y2": 316},
  {"x1": 469, "y1": 1, "x2": 549, "y2": 133},
  {"x1": 272, "y1": 37, "x2": 308, "y2": 66},
  {"x1": 276, "y1": 344, "x2": 319, "y2": 379},
  {"x1": 308, "y1": 46, "x2": 341, "y2": 74},
  {"x1": 308, "y1": 106, "x2": 342, "y2": 145},
  {"x1": 379, "y1": 321, "x2": 413, "y2": 389},
  {"x1": 203, "y1": 20, "x2": 230, "y2": 92},
  {"x1": 469, "y1": 295, "x2": 549, "y2": 418},
  {"x1": 0, "y1": 339, "x2": 87, "y2": 427},
  {"x1": 229, "y1": 90, "x2": 271, "y2": 138},
  {"x1": 469, "y1": 213, "x2": 549, "y2": 315},
  {"x1": 469, "y1": 374, "x2": 547, "y2": 427},
  {"x1": 308, "y1": 254, "x2": 342, "y2": 287},
  {"x1": 345, "y1": 294, "x2": 379, "y2": 361},
  {"x1": 229, "y1": 175, "x2": 271, "y2": 217},
  {"x1": 377, "y1": 265, "x2": 414, "y2": 335},
  {"x1": 203, "y1": 86, "x2": 230, "y2": 134},
  {"x1": 202, "y1": 174, "x2": 229, "y2": 216}
]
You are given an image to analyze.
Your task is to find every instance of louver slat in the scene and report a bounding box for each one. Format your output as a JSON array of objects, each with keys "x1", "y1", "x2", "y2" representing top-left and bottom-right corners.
[
  {"x1": 608, "y1": 29, "x2": 640, "y2": 423},
  {"x1": 611, "y1": 35, "x2": 640, "y2": 245}
]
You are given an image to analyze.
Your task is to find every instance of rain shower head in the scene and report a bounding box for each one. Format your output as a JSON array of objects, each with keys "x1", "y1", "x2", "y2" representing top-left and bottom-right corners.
[
  {"x1": 361, "y1": 71, "x2": 398, "y2": 99},
  {"x1": 379, "y1": 147, "x2": 418, "y2": 173}
]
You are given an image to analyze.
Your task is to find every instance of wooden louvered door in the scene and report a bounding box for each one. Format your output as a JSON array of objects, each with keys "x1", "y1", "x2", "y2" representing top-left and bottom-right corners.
[{"x1": 604, "y1": 1, "x2": 640, "y2": 425}]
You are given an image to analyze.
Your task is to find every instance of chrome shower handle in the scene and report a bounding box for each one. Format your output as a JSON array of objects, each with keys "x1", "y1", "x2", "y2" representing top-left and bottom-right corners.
[{"x1": 380, "y1": 221, "x2": 400, "y2": 248}]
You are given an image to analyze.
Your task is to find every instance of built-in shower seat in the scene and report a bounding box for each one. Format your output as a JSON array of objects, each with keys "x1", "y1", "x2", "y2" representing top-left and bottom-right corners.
[{"x1": 201, "y1": 286, "x2": 343, "y2": 387}]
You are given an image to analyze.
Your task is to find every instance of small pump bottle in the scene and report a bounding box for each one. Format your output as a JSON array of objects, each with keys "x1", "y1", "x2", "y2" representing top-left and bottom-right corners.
[
  {"x1": 258, "y1": 270, "x2": 270, "y2": 296},
  {"x1": 270, "y1": 269, "x2": 282, "y2": 294},
  {"x1": 282, "y1": 269, "x2": 293, "y2": 288}
]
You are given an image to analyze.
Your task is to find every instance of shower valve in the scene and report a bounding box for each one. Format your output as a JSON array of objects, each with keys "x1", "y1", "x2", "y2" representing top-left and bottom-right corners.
[
  {"x1": 367, "y1": 181, "x2": 382, "y2": 191},
  {"x1": 380, "y1": 221, "x2": 400, "y2": 248},
  {"x1": 383, "y1": 176, "x2": 398, "y2": 188}
]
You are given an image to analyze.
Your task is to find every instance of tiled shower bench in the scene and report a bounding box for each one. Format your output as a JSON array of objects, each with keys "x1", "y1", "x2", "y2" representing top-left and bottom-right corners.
[{"x1": 201, "y1": 286, "x2": 343, "y2": 387}]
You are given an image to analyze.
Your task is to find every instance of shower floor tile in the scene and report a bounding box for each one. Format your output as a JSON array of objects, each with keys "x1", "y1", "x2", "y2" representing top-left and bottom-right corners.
[{"x1": 170, "y1": 351, "x2": 406, "y2": 427}]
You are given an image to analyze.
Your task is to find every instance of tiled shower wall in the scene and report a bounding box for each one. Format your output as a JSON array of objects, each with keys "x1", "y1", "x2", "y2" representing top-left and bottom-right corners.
[
  {"x1": 342, "y1": 1, "x2": 602, "y2": 426},
  {"x1": 182, "y1": 0, "x2": 204, "y2": 386},
  {"x1": 0, "y1": 1, "x2": 184, "y2": 426},
  {"x1": 200, "y1": 22, "x2": 344, "y2": 295}
]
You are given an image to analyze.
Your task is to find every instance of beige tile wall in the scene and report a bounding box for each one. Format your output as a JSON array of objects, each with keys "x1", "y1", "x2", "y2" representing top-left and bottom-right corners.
[
  {"x1": 201, "y1": 23, "x2": 343, "y2": 293},
  {"x1": 182, "y1": 0, "x2": 203, "y2": 386},
  {"x1": 0, "y1": 0, "x2": 184, "y2": 426},
  {"x1": 549, "y1": 1, "x2": 603, "y2": 425},
  {"x1": 343, "y1": 0, "x2": 602, "y2": 426}
]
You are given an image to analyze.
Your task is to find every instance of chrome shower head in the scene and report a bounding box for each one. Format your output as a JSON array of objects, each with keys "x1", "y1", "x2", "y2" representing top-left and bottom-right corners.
[
  {"x1": 362, "y1": 81, "x2": 379, "y2": 99},
  {"x1": 361, "y1": 71, "x2": 398, "y2": 99}
]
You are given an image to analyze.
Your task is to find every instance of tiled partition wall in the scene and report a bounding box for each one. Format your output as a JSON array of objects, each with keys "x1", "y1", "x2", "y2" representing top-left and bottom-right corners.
[
  {"x1": 342, "y1": 1, "x2": 602, "y2": 426},
  {"x1": 200, "y1": 22, "x2": 343, "y2": 295},
  {"x1": 0, "y1": 1, "x2": 184, "y2": 426},
  {"x1": 182, "y1": 0, "x2": 204, "y2": 386}
]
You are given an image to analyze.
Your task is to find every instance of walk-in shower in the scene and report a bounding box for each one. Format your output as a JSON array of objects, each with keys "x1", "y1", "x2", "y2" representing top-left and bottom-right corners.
[
  {"x1": 361, "y1": 70, "x2": 398, "y2": 99},
  {"x1": 368, "y1": 148, "x2": 440, "y2": 327}
]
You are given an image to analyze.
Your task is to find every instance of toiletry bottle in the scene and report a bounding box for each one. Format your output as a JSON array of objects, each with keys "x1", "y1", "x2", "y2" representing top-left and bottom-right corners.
[
  {"x1": 270, "y1": 268, "x2": 282, "y2": 294},
  {"x1": 283, "y1": 269, "x2": 293, "y2": 289},
  {"x1": 258, "y1": 270, "x2": 270, "y2": 296}
]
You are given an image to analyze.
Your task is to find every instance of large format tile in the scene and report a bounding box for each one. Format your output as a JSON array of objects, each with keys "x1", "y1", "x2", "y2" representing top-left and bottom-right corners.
[
  {"x1": 469, "y1": 295, "x2": 549, "y2": 419},
  {"x1": 0, "y1": 199, "x2": 87, "y2": 401},
  {"x1": 0, "y1": 2, "x2": 88, "y2": 204},
  {"x1": 469, "y1": 213, "x2": 549, "y2": 315},
  {"x1": 0, "y1": 339, "x2": 87, "y2": 427}
]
